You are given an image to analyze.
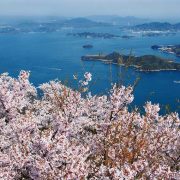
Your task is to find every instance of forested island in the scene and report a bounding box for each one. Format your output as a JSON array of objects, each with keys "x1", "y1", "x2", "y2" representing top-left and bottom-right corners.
[{"x1": 82, "y1": 52, "x2": 180, "y2": 71}]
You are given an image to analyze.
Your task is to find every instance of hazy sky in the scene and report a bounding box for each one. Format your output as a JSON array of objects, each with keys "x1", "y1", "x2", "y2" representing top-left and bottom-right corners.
[{"x1": 0, "y1": 0, "x2": 179, "y2": 19}]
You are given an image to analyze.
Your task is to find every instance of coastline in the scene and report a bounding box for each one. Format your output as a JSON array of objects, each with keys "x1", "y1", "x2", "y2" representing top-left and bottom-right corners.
[{"x1": 81, "y1": 54, "x2": 180, "y2": 72}]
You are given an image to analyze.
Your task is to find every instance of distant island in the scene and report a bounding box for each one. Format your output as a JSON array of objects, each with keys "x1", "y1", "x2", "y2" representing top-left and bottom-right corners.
[
  {"x1": 0, "y1": 25, "x2": 19, "y2": 33},
  {"x1": 0, "y1": 18, "x2": 110, "y2": 34},
  {"x1": 81, "y1": 52, "x2": 180, "y2": 71},
  {"x1": 131, "y1": 22, "x2": 180, "y2": 31},
  {"x1": 1, "y1": 18, "x2": 180, "y2": 36},
  {"x1": 121, "y1": 35, "x2": 135, "y2": 39},
  {"x1": 61, "y1": 18, "x2": 110, "y2": 28},
  {"x1": 83, "y1": 44, "x2": 93, "y2": 49},
  {"x1": 67, "y1": 32, "x2": 135, "y2": 39},
  {"x1": 67, "y1": 32, "x2": 120, "y2": 39},
  {"x1": 87, "y1": 15, "x2": 149, "y2": 26},
  {"x1": 152, "y1": 45, "x2": 180, "y2": 57},
  {"x1": 142, "y1": 32, "x2": 176, "y2": 37}
]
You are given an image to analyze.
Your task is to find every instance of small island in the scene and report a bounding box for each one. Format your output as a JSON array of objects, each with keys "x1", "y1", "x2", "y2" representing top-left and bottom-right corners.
[
  {"x1": 142, "y1": 32, "x2": 176, "y2": 37},
  {"x1": 67, "y1": 32, "x2": 120, "y2": 39},
  {"x1": 0, "y1": 26, "x2": 19, "y2": 33},
  {"x1": 83, "y1": 44, "x2": 93, "y2": 49},
  {"x1": 67, "y1": 32, "x2": 136, "y2": 39},
  {"x1": 151, "y1": 45, "x2": 180, "y2": 57},
  {"x1": 121, "y1": 35, "x2": 135, "y2": 39},
  {"x1": 81, "y1": 52, "x2": 180, "y2": 71}
]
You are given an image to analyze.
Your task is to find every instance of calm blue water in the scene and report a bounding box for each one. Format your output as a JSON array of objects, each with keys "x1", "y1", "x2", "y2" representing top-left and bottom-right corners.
[{"x1": 0, "y1": 27, "x2": 179, "y2": 112}]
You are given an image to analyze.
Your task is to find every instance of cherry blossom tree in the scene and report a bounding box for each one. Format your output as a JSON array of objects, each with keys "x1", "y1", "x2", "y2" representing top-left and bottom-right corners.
[{"x1": 0, "y1": 71, "x2": 179, "y2": 179}]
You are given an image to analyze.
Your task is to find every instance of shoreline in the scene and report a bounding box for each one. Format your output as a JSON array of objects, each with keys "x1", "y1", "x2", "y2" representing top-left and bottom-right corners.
[{"x1": 81, "y1": 55, "x2": 180, "y2": 72}]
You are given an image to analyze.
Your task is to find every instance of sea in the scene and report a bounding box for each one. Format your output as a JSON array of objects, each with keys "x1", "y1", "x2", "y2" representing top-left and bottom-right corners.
[{"x1": 0, "y1": 26, "x2": 180, "y2": 113}]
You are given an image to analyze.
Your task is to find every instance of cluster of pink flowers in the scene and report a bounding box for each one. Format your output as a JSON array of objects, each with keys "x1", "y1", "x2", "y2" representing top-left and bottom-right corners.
[
  {"x1": 79, "y1": 72, "x2": 92, "y2": 90},
  {"x1": 0, "y1": 71, "x2": 179, "y2": 179}
]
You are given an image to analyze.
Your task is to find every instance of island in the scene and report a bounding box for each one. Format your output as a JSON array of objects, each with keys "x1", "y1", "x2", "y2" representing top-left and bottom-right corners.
[
  {"x1": 81, "y1": 52, "x2": 180, "y2": 71},
  {"x1": 67, "y1": 32, "x2": 136, "y2": 39},
  {"x1": 83, "y1": 44, "x2": 93, "y2": 49},
  {"x1": 142, "y1": 32, "x2": 176, "y2": 37},
  {"x1": 131, "y1": 22, "x2": 180, "y2": 31},
  {"x1": 67, "y1": 32, "x2": 120, "y2": 39},
  {"x1": 0, "y1": 18, "x2": 110, "y2": 34},
  {"x1": 121, "y1": 35, "x2": 135, "y2": 39},
  {"x1": 151, "y1": 45, "x2": 180, "y2": 57},
  {"x1": 0, "y1": 25, "x2": 19, "y2": 33}
]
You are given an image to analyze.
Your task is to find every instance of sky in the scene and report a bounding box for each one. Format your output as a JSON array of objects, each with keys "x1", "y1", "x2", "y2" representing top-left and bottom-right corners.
[{"x1": 0, "y1": 0, "x2": 179, "y2": 19}]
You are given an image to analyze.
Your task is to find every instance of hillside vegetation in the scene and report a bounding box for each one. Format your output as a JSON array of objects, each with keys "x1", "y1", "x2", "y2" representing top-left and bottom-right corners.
[{"x1": 82, "y1": 52, "x2": 180, "y2": 71}]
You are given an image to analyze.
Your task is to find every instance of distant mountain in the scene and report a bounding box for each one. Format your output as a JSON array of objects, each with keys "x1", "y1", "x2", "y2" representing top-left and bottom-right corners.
[
  {"x1": 132, "y1": 22, "x2": 180, "y2": 31},
  {"x1": 174, "y1": 23, "x2": 180, "y2": 29},
  {"x1": 86, "y1": 15, "x2": 149, "y2": 26},
  {"x1": 62, "y1": 18, "x2": 110, "y2": 28},
  {"x1": 20, "y1": 18, "x2": 110, "y2": 29},
  {"x1": 0, "y1": 17, "x2": 111, "y2": 34},
  {"x1": 0, "y1": 16, "x2": 67, "y2": 26}
]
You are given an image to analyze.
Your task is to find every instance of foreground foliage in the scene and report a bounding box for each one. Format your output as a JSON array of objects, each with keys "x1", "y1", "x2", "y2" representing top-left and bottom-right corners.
[{"x1": 0, "y1": 71, "x2": 179, "y2": 179}]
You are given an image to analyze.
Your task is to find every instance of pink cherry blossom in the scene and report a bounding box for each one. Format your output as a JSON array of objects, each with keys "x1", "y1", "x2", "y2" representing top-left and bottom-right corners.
[{"x1": 0, "y1": 71, "x2": 179, "y2": 179}]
